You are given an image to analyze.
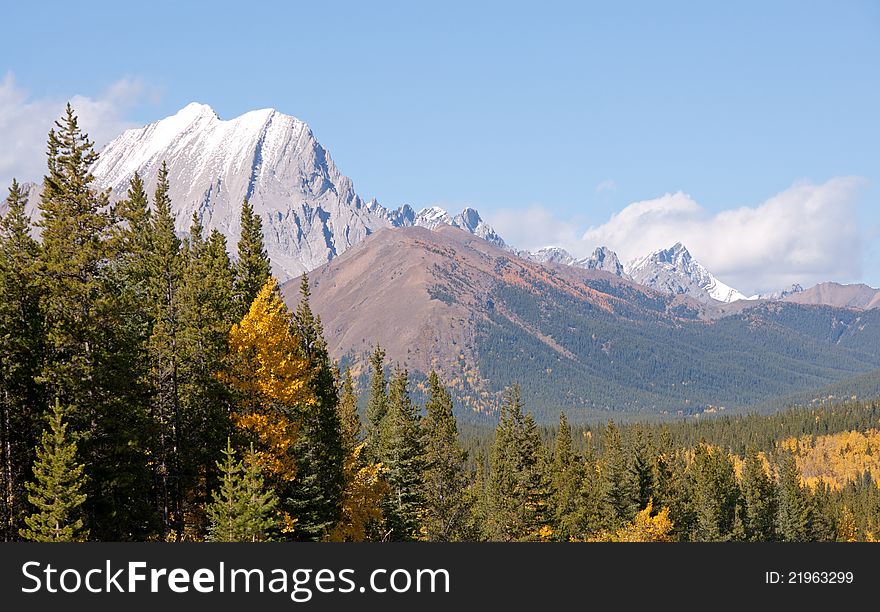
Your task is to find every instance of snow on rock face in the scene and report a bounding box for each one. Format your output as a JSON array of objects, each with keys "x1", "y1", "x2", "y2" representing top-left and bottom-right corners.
[
  {"x1": 626, "y1": 243, "x2": 747, "y2": 304},
  {"x1": 525, "y1": 246, "x2": 576, "y2": 266},
  {"x1": 90, "y1": 103, "x2": 507, "y2": 280},
  {"x1": 578, "y1": 246, "x2": 627, "y2": 277}
]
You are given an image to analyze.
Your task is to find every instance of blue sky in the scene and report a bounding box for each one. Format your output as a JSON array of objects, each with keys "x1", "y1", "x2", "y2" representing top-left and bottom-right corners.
[{"x1": 2, "y1": 0, "x2": 878, "y2": 292}]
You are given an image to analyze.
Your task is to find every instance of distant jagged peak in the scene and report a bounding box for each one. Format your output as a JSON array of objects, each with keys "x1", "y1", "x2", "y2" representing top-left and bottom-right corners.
[
  {"x1": 526, "y1": 246, "x2": 576, "y2": 266},
  {"x1": 627, "y1": 242, "x2": 747, "y2": 304},
  {"x1": 578, "y1": 245, "x2": 626, "y2": 277}
]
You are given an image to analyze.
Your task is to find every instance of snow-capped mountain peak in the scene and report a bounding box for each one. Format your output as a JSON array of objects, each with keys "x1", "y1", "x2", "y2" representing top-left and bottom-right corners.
[
  {"x1": 626, "y1": 243, "x2": 747, "y2": 304},
  {"x1": 578, "y1": 246, "x2": 626, "y2": 277},
  {"x1": 87, "y1": 103, "x2": 507, "y2": 280}
]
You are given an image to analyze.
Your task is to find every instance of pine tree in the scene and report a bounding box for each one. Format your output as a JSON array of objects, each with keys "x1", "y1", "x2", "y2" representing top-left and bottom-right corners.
[
  {"x1": 775, "y1": 449, "x2": 813, "y2": 542},
  {"x1": 146, "y1": 161, "x2": 186, "y2": 538},
  {"x1": 689, "y1": 444, "x2": 739, "y2": 541},
  {"x1": 177, "y1": 220, "x2": 237, "y2": 537},
  {"x1": 38, "y1": 105, "x2": 153, "y2": 540},
  {"x1": 233, "y1": 198, "x2": 270, "y2": 316},
  {"x1": 739, "y1": 448, "x2": 776, "y2": 541},
  {"x1": 328, "y1": 366, "x2": 388, "y2": 541},
  {"x1": 288, "y1": 274, "x2": 344, "y2": 541},
  {"x1": 421, "y1": 371, "x2": 472, "y2": 541},
  {"x1": 206, "y1": 440, "x2": 278, "y2": 542},
  {"x1": 0, "y1": 179, "x2": 44, "y2": 540},
  {"x1": 364, "y1": 345, "x2": 388, "y2": 464},
  {"x1": 486, "y1": 385, "x2": 549, "y2": 541},
  {"x1": 628, "y1": 427, "x2": 655, "y2": 513},
  {"x1": 600, "y1": 421, "x2": 636, "y2": 526},
  {"x1": 20, "y1": 401, "x2": 88, "y2": 542},
  {"x1": 338, "y1": 367, "x2": 361, "y2": 456},
  {"x1": 548, "y1": 413, "x2": 589, "y2": 541},
  {"x1": 380, "y1": 367, "x2": 425, "y2": 540}
]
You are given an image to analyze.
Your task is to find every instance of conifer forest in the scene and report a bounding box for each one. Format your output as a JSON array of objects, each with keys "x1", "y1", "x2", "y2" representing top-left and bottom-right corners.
[{"x1": 2, "y1": 106, "x2": 880, "y2": 543}]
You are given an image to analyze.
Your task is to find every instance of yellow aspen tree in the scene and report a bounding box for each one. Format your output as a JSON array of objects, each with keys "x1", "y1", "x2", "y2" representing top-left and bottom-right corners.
[
  {"x1": 326, "y1": 444, "x2": 389, "y2": 541},
  {"x1": 224, "y1": 278, "x2": 314, "y2": 532}
]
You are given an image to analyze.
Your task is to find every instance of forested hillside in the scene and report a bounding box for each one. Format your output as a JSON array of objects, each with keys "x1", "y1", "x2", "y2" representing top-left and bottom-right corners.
[{"x1": 2, "y1": 106, "x2": 879, "y2": 543}]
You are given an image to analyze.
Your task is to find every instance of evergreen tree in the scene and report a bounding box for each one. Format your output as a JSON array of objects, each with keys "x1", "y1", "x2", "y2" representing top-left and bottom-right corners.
[
  {"x1": 288, "y1": 274, "x2": 344, "y2": 541},
  {"x1": 421, "y1": 371, "x2": 472, "y2": 541},
  {"x1": 739, "y1": 448, "x2": 777, "y2": 541},
  {"x1": 338, "y1": 367, "x2": 361, "y2": 456},
  {"x1": 146, "y1": 161, "x2": 185, "y2": 538},
  {"x1": 206, "y1": 440, "x2": 278, "y2": 542},
  {"x1": 364, "y1": 345, "x2": 388, "y2": 464},
  {"x1": 548, "y1": 413, "x2": 588, "y2": 540},
  {"x1": 233, "y1": 198, "x2": 270, "y2": 316},
  {"x1": 380, "y1": 367, "x2": 425, "y2": 540},
  {"x1": 628, "y1": 427, "x2": 655, "y2": 513},
  {"x1": 38, "y1": 105, "x2": 153, "y2": 540},
  {"x1": 775, "y1": 449, "x2": 813, "y2": 542},
  {"x1": 177, "y1": 220, "x2": 237, "y2": 537},
  {"x1": 486, "y1": 385, "x2": 549, "y2": 541},
  {"x1": 0, "y1": 179, "x2": 44, "y2": 540},
  {"x1": 20, "y1": 401, "x2": 88, "y2": 542},
  {"x1": 689, "y1": 444, "x2": 739, "y2": 541},
  {"x1": 600, "y1": 421, "x2": 637, "y2": 526}
]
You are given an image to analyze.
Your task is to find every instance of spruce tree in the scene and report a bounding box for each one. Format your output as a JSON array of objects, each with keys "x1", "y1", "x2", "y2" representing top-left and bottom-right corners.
[
  {"x1": 689, "y1": 444, "x2": 739, "y2": 541},
  {"x1": 739, "y1": 447, "x2": 777, "y2": 541},
  {"x1": 628, "y1": 427, "x2": 655, "y2": 513},
  {"x1": 20, "y1": 401, "x2": 88, "y2": 542},
  {"x1": 364, "y1": 345, "x2": 388, "y2": 464},
  {"x1": 421, "y1": 371, "x2": 472, "y2": 541},
  {"x1": 338, "y1": 367, "x2": 361, "y2": 456},
  {"x1": 38, "y1": 105, "x2": 153, "y2": 540},
  {"x1": 233, "y1": 198, "x2": 270, "y2": 316},
  {"x1": 486, "y1": 385, "x2": 549, "y2": 541},
  {"x1": 288, "y1": 274, "x2": 344, "y2": 541},
  {"x1": 206, "y1": 440, "x2": 278, "y2": 542},
  {"x1": 600, "y1": 421, "x2": 636, "y2": 526},
  {"x1": 380, "y1": 367, "x2": 425, "y2": 540},
  {"x1": 775, "y1": 449, "x2": 813, "y2": 542},
  {"x1": 146, "y1": 161, "x2": 185, "y2": 538},
  {"x1": 0, "y1": 179, "x2": 44, "y2": 540},
  {"x1": 549, "y1": 413, "x2": 588, "y2": 540},
  {"x1": 177, "y1": 220, "x2": 237, "y2": 537}
]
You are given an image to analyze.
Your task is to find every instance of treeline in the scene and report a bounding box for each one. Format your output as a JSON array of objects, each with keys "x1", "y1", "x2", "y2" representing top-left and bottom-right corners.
[{"x1": 2, "y1": 106, "x2": 879, "y2": 543}]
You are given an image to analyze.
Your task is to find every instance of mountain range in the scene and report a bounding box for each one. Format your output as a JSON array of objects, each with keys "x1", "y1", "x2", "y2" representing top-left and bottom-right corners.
[
  {"x1": 6, "y1": 102, "x2": 880, "y2": 422},
  {"x1": 281, "y1": 224, "x2": 880, "y2": 421}
]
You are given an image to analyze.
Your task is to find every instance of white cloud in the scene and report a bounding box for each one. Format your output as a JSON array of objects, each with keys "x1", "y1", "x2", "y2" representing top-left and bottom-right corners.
[
  {"x1": 0, "y1": 72, "x2": 148, "y2": 189},
  {"x1": 582, "y1": 178, "x2": 866, "y2": 294},
  {"x1": 486, "y1": 205, "x2": 586, "y2": 256}
]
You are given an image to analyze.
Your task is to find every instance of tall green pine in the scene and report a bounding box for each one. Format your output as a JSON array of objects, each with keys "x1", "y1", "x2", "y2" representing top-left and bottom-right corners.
[
  {"x1": 206, "y1": 440, "x2": 278, "y2": 542},
  {"x1": 288, "y1": 274, "x2": 344, "y2": 541},
  {"x1": 421, "y1": 371, "x2": 472, "y2": 541},
  {"x1": 364, "y1": 345, "x2": 388, "y2": 464},
  {"x1": 380, "y1": 367, "x2": 425, "y2": 540},
  {"x1": 38, "y1": 105, "x2": 153, "y2": 540},
  {"x1": 20, "y1": 401, "x2": 88, "y2": 542},
  {"x1": 0, "y1": 179, "x2": 45, "y2": 540},
  {"x1": 233, "y1": 198, "x2": 271, "y2": 316}
]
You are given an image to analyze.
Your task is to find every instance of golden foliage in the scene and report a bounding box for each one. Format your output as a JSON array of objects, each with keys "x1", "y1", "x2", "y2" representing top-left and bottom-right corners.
[
  {"x1": 326, "y1": 444, "x2": 389, "y2": 542},
  {"x1": 224, "y1": 278, "x2": 312, "y2": 484},
  {"x1": 779, "y1": 429, "x2": 880, "y2": 490},
  {"x1": 589, "y1": 501, "x2": 674, "y2": 542},
  {"x1": 225, "y1": 278, "x2": 313, "y2": 409}
]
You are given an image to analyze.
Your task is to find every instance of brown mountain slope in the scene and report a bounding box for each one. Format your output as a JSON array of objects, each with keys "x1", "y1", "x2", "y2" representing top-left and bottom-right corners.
[
  {"x1": 281, "y1": 225, "x2": 691, "y2": 377},
  {"x1": 783, "y1": 282, "x2": 880, "y2": 310},
  {"x1": 280, "y1": 226, "x2": 880, "y2": 421}
]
